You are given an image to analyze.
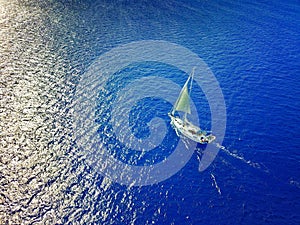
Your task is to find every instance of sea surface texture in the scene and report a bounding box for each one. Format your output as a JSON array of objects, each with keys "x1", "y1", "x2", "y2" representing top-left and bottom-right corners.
[{"x1": 0, "y1": 0, "x2": 299, "y2": 224}]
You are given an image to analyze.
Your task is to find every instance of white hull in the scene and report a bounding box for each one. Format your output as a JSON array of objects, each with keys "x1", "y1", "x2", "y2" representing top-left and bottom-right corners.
[{"x1": 169, "y1": 114, "x2": 216, "y2": 144}]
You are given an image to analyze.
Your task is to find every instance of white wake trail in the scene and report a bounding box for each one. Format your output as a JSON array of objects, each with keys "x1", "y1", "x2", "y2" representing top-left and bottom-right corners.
[
  {"x1": 211, "y1": 173, "x2": 222, "y2": 195},
  {"x1": 215, "y1": 143, "x2": 262, "y2": 169}
]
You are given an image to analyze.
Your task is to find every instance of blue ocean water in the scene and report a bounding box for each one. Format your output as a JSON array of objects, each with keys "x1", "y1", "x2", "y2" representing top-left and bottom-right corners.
[{"x1": 0, "y1": 0, "x2": 299, "y2": 224}]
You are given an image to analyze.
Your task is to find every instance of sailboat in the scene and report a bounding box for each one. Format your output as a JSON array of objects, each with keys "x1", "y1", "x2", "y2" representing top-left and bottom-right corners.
[{"x1": 168, "y1": 68, "x2": 216, "y2": 144}]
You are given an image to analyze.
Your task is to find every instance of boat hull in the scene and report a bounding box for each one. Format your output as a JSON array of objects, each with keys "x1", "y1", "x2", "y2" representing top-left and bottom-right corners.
[{"x1": 169, "y1": 114, "x2": 216, "y2": 144}]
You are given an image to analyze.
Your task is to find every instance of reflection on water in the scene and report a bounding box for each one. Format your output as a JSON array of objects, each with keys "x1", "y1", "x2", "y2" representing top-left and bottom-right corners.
[
  {"x1": 0, "y1": 1, "x2": 162, "y2": 224},
  {"x1": 0, "y1": 1, "x2": 90, "y2": 223}
]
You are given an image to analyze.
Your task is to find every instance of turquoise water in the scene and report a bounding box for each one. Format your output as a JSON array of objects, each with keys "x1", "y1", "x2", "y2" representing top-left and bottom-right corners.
[{"x1": 0, "y1": 0, "x2": 299, "y2": 224}]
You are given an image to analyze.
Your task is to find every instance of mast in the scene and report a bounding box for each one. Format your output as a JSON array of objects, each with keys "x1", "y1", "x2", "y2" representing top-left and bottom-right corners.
[
  {"x1": 183, "y1": 67, "x2": 195, "y2": 122},
  {"x1": 189, "y1": 67, "x2": 195, "y2": 95}
]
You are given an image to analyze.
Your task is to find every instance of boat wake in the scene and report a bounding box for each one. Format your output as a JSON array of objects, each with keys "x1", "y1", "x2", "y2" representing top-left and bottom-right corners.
[
  {"x1": 215, "y1": 143, "x2": 263, "y2": 170},
  {"x1": 194, "y1": 141, "x2": 269, "y2": 173},
  {"x1": 210, "y1": 173, "x2": 222, "y2": 195}
]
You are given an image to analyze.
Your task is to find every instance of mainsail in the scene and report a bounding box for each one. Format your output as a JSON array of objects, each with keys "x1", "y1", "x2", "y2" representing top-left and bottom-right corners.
[{"x1": 171, "y1": 69, "x2": 194, "y2": 116}]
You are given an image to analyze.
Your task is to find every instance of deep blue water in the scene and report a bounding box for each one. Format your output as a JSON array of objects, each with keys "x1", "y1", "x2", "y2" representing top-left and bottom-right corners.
[{"x1": 0, "y1": 0, "x2": 299, "y2": 224}]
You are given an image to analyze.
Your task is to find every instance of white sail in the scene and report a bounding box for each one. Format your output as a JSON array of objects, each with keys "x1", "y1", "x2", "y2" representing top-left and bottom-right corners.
[
  {"x1": 171, "y1": 69, "x2": 194, "y2": 115},
  {"x1": 173, "y1": 81, "x2": 191, "y2": 114}
]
